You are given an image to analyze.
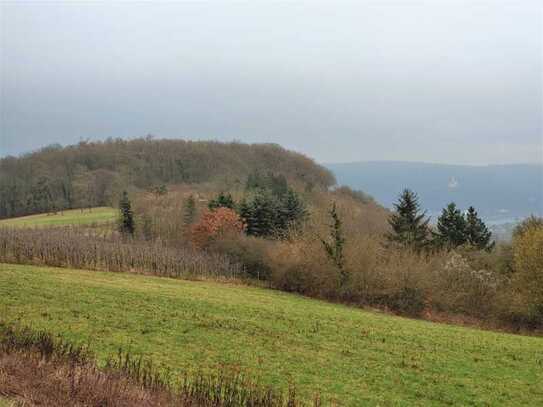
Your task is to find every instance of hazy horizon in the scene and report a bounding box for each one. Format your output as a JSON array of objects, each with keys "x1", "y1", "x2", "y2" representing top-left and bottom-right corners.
[
  {"x1": 2, "y1": 1, "x2": 542, "y2": 165},
  {"x1": 3, "y1": 136, "x2": 543, "y2": 168}
]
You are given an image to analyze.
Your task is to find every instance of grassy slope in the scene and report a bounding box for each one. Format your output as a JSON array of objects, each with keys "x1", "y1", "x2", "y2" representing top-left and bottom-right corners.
[
  {"x1": 0, "y1": 207, "x2": 116, "y2": 228},
  {"x1": 0, "y1": 264, "x2": 541, "y2": 406},
  {"x1": 0, "y1": 398, "x2": 14, "y2": 407}
]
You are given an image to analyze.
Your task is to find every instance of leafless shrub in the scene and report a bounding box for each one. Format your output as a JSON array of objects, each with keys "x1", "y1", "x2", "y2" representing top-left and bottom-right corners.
[
  {"x1": 430, "y1": 251, "x2": 501, "y2": 317},
  {"x1": 0, "y1": 227, "x2": 242, "y2": 280}
]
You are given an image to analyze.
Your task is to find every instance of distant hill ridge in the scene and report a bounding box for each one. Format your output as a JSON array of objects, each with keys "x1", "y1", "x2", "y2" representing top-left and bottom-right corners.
[
  {"x1": 326, "y1": 161, "x2": 543, "y2": 221},
  {"x1": 0, "y1": 138, "x2": 335, "y2": 219}
]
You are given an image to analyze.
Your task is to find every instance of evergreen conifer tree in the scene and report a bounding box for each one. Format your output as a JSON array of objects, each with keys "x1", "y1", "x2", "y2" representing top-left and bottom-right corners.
[
  {"x1": 183, "y1": 194, "x2": 196, "y2": 226},
  {"x1": 277, "y1": 188, "x2": 307, "y2": 231},
  {"x1": 244, "y1": 190, "x2": 279, "y2": 237},
  {"x1": 387, "y1": 189, "x2": 430, "y2": 249},
  {"x1": 208, "y1": 192, "x2": 235, "y2": 210},
  {"x1": 119, "y1": 191, "x2": 135, "y2": 236},
  {"x1": 465, "y1": 206, "x2": 494, "y2": 251},
  {"x1": 433, "y1": 202, "x2": 467, "y2": 248},
  {"x1": 320, "y1": 202, "x2": 347, "y2": 282}
]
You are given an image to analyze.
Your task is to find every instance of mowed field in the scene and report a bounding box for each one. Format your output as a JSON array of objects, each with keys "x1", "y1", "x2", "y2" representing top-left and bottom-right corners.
[
  {"x1": 1, "y1": 264, "x2": 542, "y2": 405},
  {"x1": 0, "y1": 207, "x2": 116, "y2": 228}
]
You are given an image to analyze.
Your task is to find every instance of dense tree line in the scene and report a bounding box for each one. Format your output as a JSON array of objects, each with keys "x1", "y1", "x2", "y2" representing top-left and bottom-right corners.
[
  {"x1": 433, "y1": 204, "x2": 494, "y2": 251},
  {"x1": 387, "y1": 189, "x2": 494, "y2": 251},
  {"x1": 207, "y1": 173, "x2": 308, "y2": 238},
  {"x1": 0, "y1": 138, "x2": 335, "y2": 219}
]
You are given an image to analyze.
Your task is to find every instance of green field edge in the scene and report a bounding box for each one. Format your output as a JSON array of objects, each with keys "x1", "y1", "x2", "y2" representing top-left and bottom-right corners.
[
  {"x1": 1, "y1": 263, "x2": 542, "y2": 405},
  {"x1": 0, "y1": 207, "x2": 117, "y2": 228}
]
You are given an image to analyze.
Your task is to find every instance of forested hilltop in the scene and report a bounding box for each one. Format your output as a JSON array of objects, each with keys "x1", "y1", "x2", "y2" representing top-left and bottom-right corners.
[{"x1": 0, "y1": 138, "x2": 335, "y2": 218}]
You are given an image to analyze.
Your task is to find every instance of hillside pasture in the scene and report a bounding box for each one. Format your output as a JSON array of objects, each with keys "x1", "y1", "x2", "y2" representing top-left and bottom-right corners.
[
  {"x1": 0, "y1": 207, "x2": 116, "y2": 228},
  {"x1": 0, "y1": 263, "x2": 541, "y2": 405}
]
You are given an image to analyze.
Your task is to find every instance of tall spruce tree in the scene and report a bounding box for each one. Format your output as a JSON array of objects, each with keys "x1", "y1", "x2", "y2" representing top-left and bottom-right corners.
[
  {"x1": 239, "y1": 182, "x2": 306, "y2": 238},
  {"x1": 119, "y1": 191, "x2": 135, "y2": 236},
  {"x1": 183, "y1": 194, "x2": 196, "y2": 226},
  {"x1": 433, "y1": 202, "x2": 467, "y2": 248},
  {"x1": 320, "y1": 202, "x2": 347, "y2": 282},
  {"x1": 277, "y1": 188, "x2": 307, "y2": 232},
  {"x1": 208, "y1": 192, "x2": 235, "y2": 211},
  {"x1": 465, "y1": 206, "x2": 494, "y2": 251},
  {"x1": 387, "y1": 189, "x2": 430, "y2": 249},
  {"x1": 243, "y1": 189, "x2": 279, "y2": 237}
]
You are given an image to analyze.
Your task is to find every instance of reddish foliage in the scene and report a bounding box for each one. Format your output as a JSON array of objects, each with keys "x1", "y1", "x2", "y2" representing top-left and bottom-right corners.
[{"x1": 191, "y1": 208, "x2": 245, "y2": 248}]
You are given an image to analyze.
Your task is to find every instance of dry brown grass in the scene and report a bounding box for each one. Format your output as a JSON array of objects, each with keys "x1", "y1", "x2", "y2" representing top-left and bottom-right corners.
[
  {"x1": 0, "y1": 322, "x2": 316, "y2": 407},
  {"x1": 1, "y1": 352, "x2": 171, "y2": 406}
]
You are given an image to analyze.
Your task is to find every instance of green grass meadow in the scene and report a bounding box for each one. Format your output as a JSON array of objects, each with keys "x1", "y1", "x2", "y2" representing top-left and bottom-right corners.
[
  {"x1": 0, "y1": 263, "x2": 541, "y2": 405},
  {"x1": 0, "y1": 398, "x2": 14, "y2": 407},
  {"x1": 0, "y1": 207, "x2": 116, "y2": 228}
]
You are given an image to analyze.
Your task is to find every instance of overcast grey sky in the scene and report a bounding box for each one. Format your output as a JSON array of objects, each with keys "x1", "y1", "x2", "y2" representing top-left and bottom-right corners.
[{"x1": 1, "y1": 0, "x2": 542, "y2": 164}]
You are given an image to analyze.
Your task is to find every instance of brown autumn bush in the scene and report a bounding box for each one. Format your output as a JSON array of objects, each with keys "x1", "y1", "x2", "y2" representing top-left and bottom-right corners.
[
  {"x1": 133, "y1": 187, "x2": 202, "y2": 244},
  {"x1": 267, "y1": 233, "x2": 341, "y2": 298},
  {"x1": 460, "y1": 243, "x2": 514, "y2": 277},
  {"x1": 191, "y1": 208, "x2": 245, "y2": 249},
  {"x1": 341, "y1": 238, "x2": 437, "y2": 316},
  {"x1": 267, "y1": 228, "x2": 431, "y2": 316},
  {"x1": 428, "y1": 251, "x2": 501, "y2": 318},
  {"x1": 263, "y1": 206, "x2": 512, "y2": 320},
  {"x1": 340, "y1": 235, "x2": 384, "y2": 302},
  {"x1": 208, "y1": 235, "x2": 273, "y2": 280},
  {"x1": 368, "y1": 247, "x2": 434, "y2": 316}
]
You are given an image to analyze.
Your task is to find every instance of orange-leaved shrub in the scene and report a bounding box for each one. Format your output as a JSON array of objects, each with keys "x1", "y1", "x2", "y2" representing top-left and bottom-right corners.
[{"x1": 191, "y1": 207, "x2": 245, "y2": 248}]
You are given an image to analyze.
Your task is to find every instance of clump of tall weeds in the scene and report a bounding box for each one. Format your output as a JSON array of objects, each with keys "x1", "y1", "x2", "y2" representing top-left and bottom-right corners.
[{"x1": 0, "y1": 321, "x2": 319, "y2": 406}]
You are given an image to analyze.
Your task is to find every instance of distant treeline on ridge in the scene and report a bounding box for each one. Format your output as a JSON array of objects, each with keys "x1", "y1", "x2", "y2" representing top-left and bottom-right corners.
[{"x1": 0, "y1": 138, "x2": 336, "y2": 219}]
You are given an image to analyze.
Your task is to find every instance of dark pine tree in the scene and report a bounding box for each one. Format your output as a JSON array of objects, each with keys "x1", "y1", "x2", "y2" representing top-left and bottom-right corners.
[
  {"x1": 237, "y1": 197, "x2": 251, "y2": 226},
  {"x1": 239, "y1": 190, "x2": 278, "y2": 237},
  {"x1": 465, "y1": 206, "x2": 494, "y2": 251},
  {"x1": 183, "y1": 194, "x2": 196, "y2": 226},
  {"x1": 119, "y1": 191, "x2": 135, "y2": 236},
  {"x1": 277, "y1": 188, "x2": 307, "y2": 232},
  {"x1": 433, "y1": 202, "x2": 467, "y2": 249},
  {"x1": 208, "y1": 192, "x2": 235, "y2": 211},
  {"x1": 387, "y1": 189, "x2": 430, "y2": 250},
  {"x1": 320, "y1": 202, "x2": 347, "y2": 283}
]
